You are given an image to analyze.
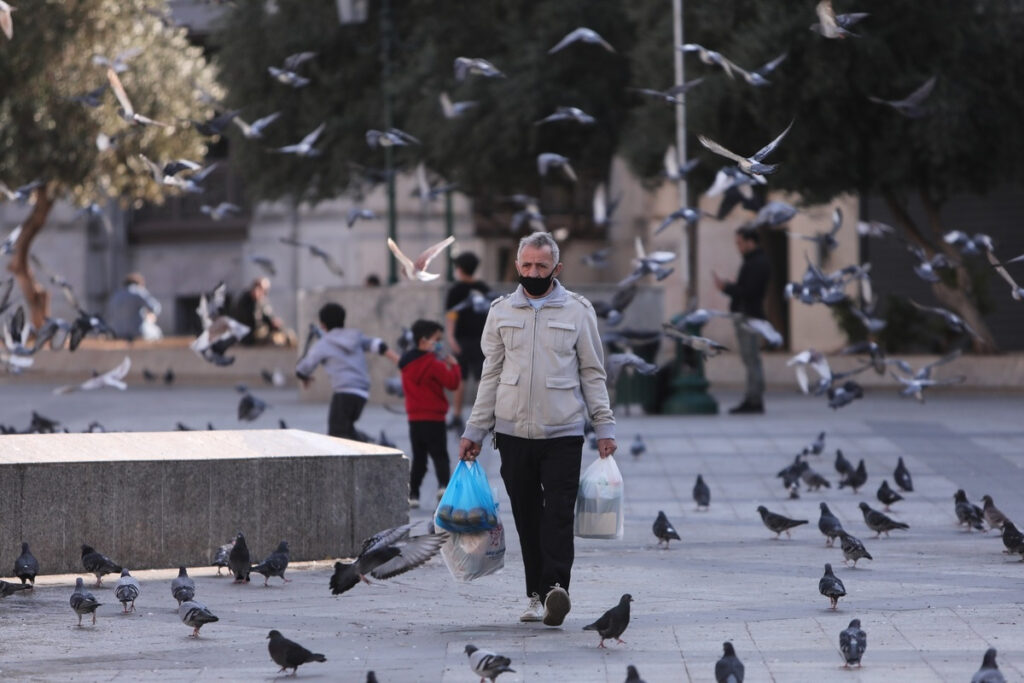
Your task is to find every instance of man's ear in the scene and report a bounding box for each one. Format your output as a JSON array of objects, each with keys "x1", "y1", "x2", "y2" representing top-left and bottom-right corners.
[{"x1": 553, "y1": 262, "x2": 564, "y2": 278}]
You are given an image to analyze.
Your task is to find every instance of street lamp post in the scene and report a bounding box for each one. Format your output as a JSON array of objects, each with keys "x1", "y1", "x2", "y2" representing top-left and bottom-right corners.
[{"x1": 380, "y1": 0, "x2": 398, "y2": 285}]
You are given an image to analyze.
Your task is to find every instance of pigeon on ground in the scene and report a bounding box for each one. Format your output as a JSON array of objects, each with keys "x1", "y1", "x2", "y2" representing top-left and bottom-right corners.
[
  {"x1": 81, "y1": 544, "x2": 122, "y2": 587},
  {"x1": 330, "y1": 524, "x2": 447, "y2": 595},
  {"x1": 229, "y1": 532, "x2": 251, "y2": 583},
  {"x1": 835, "y1": 449, "x2": 853, "y2": 478},
  {"x1": 179, "y1": 600, "x2": 218, "y2": 637},
  {"x1": 0, "y1": 579, "x2": 31, "y2": 598},
  {"x1": 267, "y1": 630, "x2": 326, "y2": 674},
  {"x1": 252, "y1": 541, "x2": 291, "y2": 586},
  {"x1": 838, "y1": 460, "x2": 867, "y2": 493},
  {"x1": 653, "y1": 511, "x2": 681, "y2": 548},
  {"x1": 876, "y1": 480, "x2": 903, "y2": 511},
  {"x1": 972, "y1": 648, "x2": 1006, "y2": 683},
  {"x1": 465, "y1": 644, "x2": 515, "y2": 682},
  {"x1": 981, "y1": 495, "x2": 1009, "y2": 531},
  {"x1": 894, "y1": 457, "x2": 913, "y2": 492},
  {"x1": 387, "y1": 236, "x2": 455, "y2": 281},
  {"x1": 1000, "y1": 521, "x2": 1024, "y2": 559},
  {"x1": 819, "y1": 563, "x2": 846, "y2": 610},
  {"x1": 70, "y1": 578, "x2": 102, "y2": 626},
  {"x1": 693, "y1": 475, "x2": 710, "y2": 510},
  {"x1": 697, "y1": 120, "x2": 794, "y2": 177},
  {"x1": 777, "y1": 455, "x2": 808, "y2": 490},
  {"x1": 757, "y1": 506, "x2": 808, "y2": 539},
  {"x1": 839, "y1": 618, "x2": 867, "y2": 667},
  {"x1": 14, "y1": 542, "x2": 38, "y2": 587},
  {"x1": 171, "y1": 566, "x2": 196, "y2": 605},
  {"x1": 548, "y1": 27, "x2": 616, "y2": 54},
  {"x1": 818, "y1": 502, "x2": 844, "y2": 547},
  {"x1": 838, "y1": 531, "x2": 873, "y2": 568},
  {"x1": 715, "y1": 641, "x2": 745, "y2": 682},
  {"x1": 954, "y1": 490, "x2": 986, "y2": 531},
  {"x1": 805, "y1": 431, "x2": 826, "y2": 456},
  {"x1": 859, "y1": 502, "x2": 909, "y2": 537},
  {"x1": 801, "y1": 466, "x2": 831, "y2": 491},
  {"x1": 583, "y1": 594, "x2": 633, "y2": 648},
  {"x1": 625, "y1": 665, "x2": 647, "y2": 683},
  {"x1": 212, "y1": 539, "x2": 234, "y2": 576},
  {"x1": 630, "y1": 434, "x2": 646, "y2": 457},
  {"x1": 114, "y1": 569, "x2": 141, "y2": 613},
  {"x1": 827, "y1": 380, "x2": 864, "y2": 409}
]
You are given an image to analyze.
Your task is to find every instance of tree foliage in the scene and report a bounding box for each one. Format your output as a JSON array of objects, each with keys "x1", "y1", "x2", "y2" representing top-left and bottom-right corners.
[{"x1": 0, "y1": 0, "x2": 220, "y2": 323}]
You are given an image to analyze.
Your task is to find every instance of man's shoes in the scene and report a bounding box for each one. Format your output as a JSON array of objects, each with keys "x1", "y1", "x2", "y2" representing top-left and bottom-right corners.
[
  {"x1": 728, "y1": 400, "x2": 764, "y2": 415},
  {"x1": 542, "y1": 584, "x2": 571, "y2": 626},
  {"x1": 519, "y1": 593, "x2": 543, "y2": 622},
  {"x1": 447, "y1": 415, "x2": 464, "y2": 433},
  {"x1": 409, "y1": 497, "x2": 420, "y2": 509}
]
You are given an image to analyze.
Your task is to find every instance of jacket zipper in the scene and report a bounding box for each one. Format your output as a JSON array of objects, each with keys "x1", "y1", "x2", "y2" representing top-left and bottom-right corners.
[{"x1": 527, "y1": 305, "x2": 539, "y2": 439}]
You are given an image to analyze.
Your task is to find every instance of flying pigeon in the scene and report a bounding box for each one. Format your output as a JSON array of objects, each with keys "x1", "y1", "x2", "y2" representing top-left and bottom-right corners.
[
  {"x1": 858, "y1": 502, "x2": 909, "y2": 537},
  {"x1": 876, "y1": 480, "x2": 903, "y2": 511},
  {"x1": 387, "y1": 236, "x2": 455, "y2": 281},
  {"x1": 537, "y1": 153, "x2": 577, "y2": 182},
  {"x1": 839, "y1": 618, "x2": 867, "y2": 667},
  {"x1": 13, "y1": 542, "x2": 38, "y2": 587},
  {"x1": 655, "y1": 206, "x2": 704, "y2": 235},
  {"x1": 106, "y1": 68, "x2": 170, "y2": 127},
  {"x1": 652, "y1": 511, "x2": 681, "y2": 548},
  {"x1": 971, "y1": 648, "x2": 1006, "y2": 683},
  {"x1": 69, "y1": 84, "x2": 109, "y2": 108},
  {"x1": 179, "y1": 600, "x2": 219, "y2": 637},
  {"x1": 818, "y1": 563, "x2": 846, "y2": 610},
  {"x1": 276, "y1": 123, "x2": 325, "y2": 156},
  {"x1": 279, "y1": 237, "x2": 345, "y2": 277},
  {"x1": 535, "y1": 106, "x2": 596, "y2": 126},
  {"x1": 172, "y1": 566, "x2": 196, "y2": 605},
  {"x1": 818, "y1": 502, "x2": 844, "y2": 547},
  {"x1": 661, "y1": 326, "x2": 729, "y2": 357},
  {"x1": 365, "y1": 128, "x2": 420, "y2": 148},
  {"x1": 752, "y1": 200, "x2": 797, "y2": 228},
  {"x1": 908, "y1": 300, "x2": 980, "y2": 340},
  {"x1": 114, "y1": 569, "x2": 141, "y2": 613},
  {"x1": 757, "y1": 505, "x2": 808, "y2": 539},
  {"x1": 868, "y1": 75, "x2": 937, "y2": 118},
  {"x1": 453, "y1": 57, "x2": 505, "y2": 81},
  {"x1": 464, "y1": 644, "x2": 515, "y2": 682},
  {"x1": 981, "y1": 495, "x2": 1009, "y2": 531},
  {"x1": 212, "y1": 539, "x2": 234, "y2": 576},
  {"x1": 838, "y1": 531, "x2": 873, "y2": 568},
  {"x1": 267, "y1": 66, "x2": 310, "y2": 88},
  {"x1": 986, "y1": 250, "x2": 1024, "y2": 301},
  {"x1": 53, "y1": 356, "x2": 131, "y2": 395},
  {"x1": 698, "y1": 120, "x2": 794, "y2": 177},
  {"x1": 229, "y1": 532, "x2": 251, "y2": 583},
  {"x1": 810, "y1": 0, "x2": 868, "y2": 38},
  {"x1": 70, "y1": 577, "x2": 102, "y2": 626},
  {"x1": 908, "y1": 244, "x2": 956, "y2": 283},
  {"x1": 954, "y1": 489, "x2": 986, "y2": 531},
  {"x1": 583, "y1": 594, "x2": 633, "y2": 648},
  {"x1": 92, "y1": 47, "x2": 144, "y2": 73},
  {"x1": 238, "y1": 391, "x2": 267, "y2": 422},
  {"x1": 838, "y1": 460, "x2": 867, "y2": 493},
  {"x1": 329, "y1": 523, "x2": 447, "y2": 595},
  {"x1": 630, "y1": 434, "x2": 646, "y2": 457},
  {"x1": 693, "y1": 475, "x2": 710, "y2": 510},
  {"x1": 439, "y1": 92, "x2": 479, "y2": 119},
  {"x1": 200, "y1": 202, "x2": 241, "y2": 221},
  {"x1": 81, "y1": 544, "x2": 122, "y2": 587},
  {"x1": 233, "y1": 112, "x2": 282, "y2": 139},
  {"x1": 715, "y1": 642, "x2": 745, "y2": 683},
  {"x1": 347, "y1": 207, "x2": 377, "y2": 228},
  {"x1": 548, "y1": 27, "x2": 616, "y2": 54},
  {"x1": 679, "y1": 43, "x2": 742, "y2": 79},
  {"x1": 267, "y1": 630, "x2": 327, "y2": 675},
  {"x1": 894, "y1": 457, "x2": 913, "y2": 492},
  {"x1": 788, "y1": 350, "x2": 831, "y2": 394},
  {"x1": 252, "y1": 541, "x2": 291, "y2": 586}
]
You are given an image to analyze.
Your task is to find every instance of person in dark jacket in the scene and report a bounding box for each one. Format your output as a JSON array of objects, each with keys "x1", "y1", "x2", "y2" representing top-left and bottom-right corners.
[
  {"x1": 400, "y1": 319, "x2": 462, "y2": 508},
  {"x1": 713, "y1": 226, "x2": 771, "y2": 414},
  {"x1": 444, "y1": 251, "x2": 490, "y2": 433}
]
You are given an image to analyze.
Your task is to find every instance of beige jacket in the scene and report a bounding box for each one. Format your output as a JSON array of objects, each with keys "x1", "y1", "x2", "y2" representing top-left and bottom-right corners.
[{"x1": 462, "y1": 280, "x2": 615, "y2": 443}]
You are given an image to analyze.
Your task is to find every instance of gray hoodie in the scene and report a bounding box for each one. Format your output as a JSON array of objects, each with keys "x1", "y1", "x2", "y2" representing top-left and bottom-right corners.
[{"x1": 295, "y1": 328, "x2": 388, "y2": 398}]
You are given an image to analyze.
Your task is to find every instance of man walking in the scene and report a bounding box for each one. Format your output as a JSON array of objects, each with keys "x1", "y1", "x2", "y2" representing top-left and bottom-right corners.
[
  {"x1": 459, "y1": 232, "x2": 616, "y2": 627},
  {"x1": 713, "y1": 225, "x2": 771, "y2": 414}
]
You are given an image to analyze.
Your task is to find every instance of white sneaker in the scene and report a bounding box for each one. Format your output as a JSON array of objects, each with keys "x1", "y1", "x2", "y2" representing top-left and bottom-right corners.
[
  {"x1": 519, "y1": 593, "x2": 543, "y2": 622},
  {"x1": 543, "y1": 584, "x2": 571, "y2": 626},
  {"x1": 409, "y1": 497, "x2": 420, "y2": 509}
]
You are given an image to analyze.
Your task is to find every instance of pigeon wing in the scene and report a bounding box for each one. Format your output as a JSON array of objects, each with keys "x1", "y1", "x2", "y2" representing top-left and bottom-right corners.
[
  {"x1": 698, "y1": 135, "x2": 747, "y2": 165},
  {"x1": 752, "y1": 119, "x2": 795, "y2": 162},
  {"x1": 105, "y1": 68, "x2": 134, "y2": 117},
  {"x1": 413, "y1": 235, "x2": 456, "y2": 273},
  {"x1": 369, "y1": 533, "x2": 447, "y2": 580}
]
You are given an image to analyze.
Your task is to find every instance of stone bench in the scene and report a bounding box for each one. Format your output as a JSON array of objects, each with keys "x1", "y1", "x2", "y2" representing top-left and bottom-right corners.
[{"x1": 0, "y1": 430, "x2": 407, "y2": 575}]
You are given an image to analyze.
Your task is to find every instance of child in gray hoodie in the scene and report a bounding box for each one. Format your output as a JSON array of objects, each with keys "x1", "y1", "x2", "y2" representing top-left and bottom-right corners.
[{"x1": 296, "y1": 303, "x2": 399, "y2": 440}]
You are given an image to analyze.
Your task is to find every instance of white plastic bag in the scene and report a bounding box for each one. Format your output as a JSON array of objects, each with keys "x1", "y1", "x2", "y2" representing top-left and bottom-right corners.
[
  {"x1": 439, "y1": 504, "x2": 506, "y2": 582},
  {"x1": 574, "y1": 455, "x2": 624, "y2": 540}
]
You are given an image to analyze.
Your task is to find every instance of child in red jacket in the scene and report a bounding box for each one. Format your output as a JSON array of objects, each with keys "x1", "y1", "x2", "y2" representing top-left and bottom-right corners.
[{"x1": 400, "y1": 319, "x2": 462, "y2": 508}]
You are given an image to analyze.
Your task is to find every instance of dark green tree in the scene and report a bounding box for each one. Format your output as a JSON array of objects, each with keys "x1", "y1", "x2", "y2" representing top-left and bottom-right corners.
[
  {"x1": 0, "y1": 0, "x2": 219, "y2": 326},
  {"x1": 622, "y1": 0, "x2": 1024, "y2": 350}
]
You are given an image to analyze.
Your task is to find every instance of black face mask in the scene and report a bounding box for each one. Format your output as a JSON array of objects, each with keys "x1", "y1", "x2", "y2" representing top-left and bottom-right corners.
[{"x1": 519, "y1": 273, "x2": 554, "y2": 297}]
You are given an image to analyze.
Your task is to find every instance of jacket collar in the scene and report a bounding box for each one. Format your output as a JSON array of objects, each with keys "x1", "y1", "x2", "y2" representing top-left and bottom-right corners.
[{"x1": 507, "y1": 279, "x2": 568, "y2": 308}]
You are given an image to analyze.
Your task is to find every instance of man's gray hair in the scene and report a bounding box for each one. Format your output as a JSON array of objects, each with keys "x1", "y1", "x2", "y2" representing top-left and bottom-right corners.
[{"x1": 516, "y1": 231, "x2": 560, "y2": 265}]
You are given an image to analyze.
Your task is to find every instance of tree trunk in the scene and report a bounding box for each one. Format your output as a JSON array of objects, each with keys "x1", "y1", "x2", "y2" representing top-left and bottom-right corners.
[
  {"x1": 882, "y1": 189, "x2": 996, "y2": 352},
  {"x1": 6, "y1": 184, "x2": 54, "y2": 330}
]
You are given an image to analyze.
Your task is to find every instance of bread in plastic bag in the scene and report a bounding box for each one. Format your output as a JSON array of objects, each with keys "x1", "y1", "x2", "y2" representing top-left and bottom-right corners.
[
  {"x1": 574, "y1": 455, "x2": 624, "y2": 539},
  {"x1": 435, "y1": 460, "x2": 500, "y2": 534}
]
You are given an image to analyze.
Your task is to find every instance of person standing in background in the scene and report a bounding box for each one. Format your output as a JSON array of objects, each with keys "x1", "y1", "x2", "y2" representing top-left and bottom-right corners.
[
  {"x1": 444, "y1": 251, "x2": 490, "y2": 433},
  {"x1": 106, "y1": 273, "x2": 163, "y2": 341}
]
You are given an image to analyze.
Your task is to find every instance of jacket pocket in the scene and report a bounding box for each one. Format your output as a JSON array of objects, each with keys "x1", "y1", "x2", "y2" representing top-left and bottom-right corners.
[
  {"x1": 546, "y1": 320, "x2": 577, "y2": 354},
  {"x1": 543, "y1": 376, "x2": 581, "y2": 426},
  {"x1": 495, "y1": 371, "x2": 520, "y2": 422},
  {"x1": 497, "y1": 320, "x2": 526, "y2": 351}
]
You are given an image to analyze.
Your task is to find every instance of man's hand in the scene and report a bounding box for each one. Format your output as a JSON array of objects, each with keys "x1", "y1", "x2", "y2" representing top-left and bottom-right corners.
[
  {"x1": 459, "y1": 437, "x2": 481, "y2": 461},
  {"x1": 712, "y1": 271, "x2": 726, "y2": 292},
  {"x1": 597, "y1": 438, "x2": 617, "y2": 459},
  {"x1": 385, "y1": 349, "x2": 400, "y2": 363}
]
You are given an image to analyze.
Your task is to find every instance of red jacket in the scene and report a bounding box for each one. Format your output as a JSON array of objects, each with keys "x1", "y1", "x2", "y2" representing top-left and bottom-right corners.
[{"x1": 399, "y1": 350, "x2": 462, "y2": 421}]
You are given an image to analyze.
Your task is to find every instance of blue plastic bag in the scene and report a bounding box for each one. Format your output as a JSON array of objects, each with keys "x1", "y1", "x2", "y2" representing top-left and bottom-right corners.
[{"x1": 434, "y1": 460, "x2": 499, "y2": 534}]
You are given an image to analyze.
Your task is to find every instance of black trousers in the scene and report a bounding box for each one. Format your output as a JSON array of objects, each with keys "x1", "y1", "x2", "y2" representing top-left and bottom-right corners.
[
  {"x1": 408, "y1": 420, "x2": 451, "y2": 498},
  {"x1": 496, "y1": 433, "x2": 583, "y2": 599},
  {"x1": 328, "y1": 392, "x2": 367, "y2": 440}
]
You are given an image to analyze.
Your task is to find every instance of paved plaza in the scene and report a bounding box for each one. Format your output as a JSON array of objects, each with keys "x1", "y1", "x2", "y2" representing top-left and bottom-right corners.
[{"x1": 1, "y1": 382, "x2": 1023, "y2": 681}]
